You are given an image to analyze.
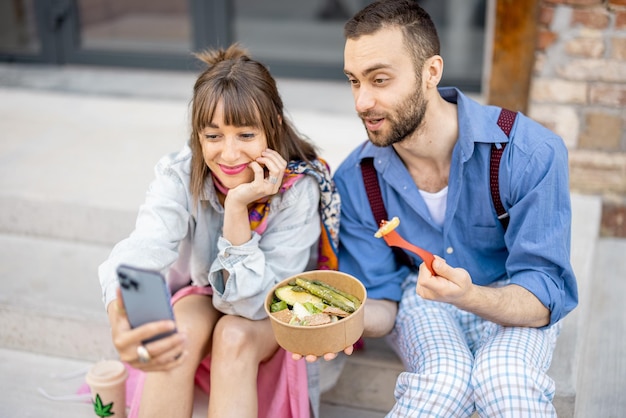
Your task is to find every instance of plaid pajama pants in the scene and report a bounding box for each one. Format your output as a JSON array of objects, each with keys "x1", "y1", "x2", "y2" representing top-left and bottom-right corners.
[{"x1": 385, "y1": 283, "x2": 562, "y2": 418}]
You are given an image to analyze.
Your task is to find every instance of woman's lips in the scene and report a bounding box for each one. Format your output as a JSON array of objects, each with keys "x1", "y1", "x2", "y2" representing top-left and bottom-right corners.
[{"x1": 219, "y1": 163, "x2": 248, "y2": 175}]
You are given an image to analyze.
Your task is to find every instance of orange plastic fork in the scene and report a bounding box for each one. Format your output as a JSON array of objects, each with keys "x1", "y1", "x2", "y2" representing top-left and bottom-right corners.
[{"x1": 379, "y1": 222, "x2": 436, "y2": 275}]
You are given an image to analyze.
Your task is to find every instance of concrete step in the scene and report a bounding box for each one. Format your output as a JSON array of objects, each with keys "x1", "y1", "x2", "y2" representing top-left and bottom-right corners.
[
  {"x1": 0, "y1": 347, "x2": 213, "y2": 418},
  {"x1": 0, "y1": 193, "x2": 602, "y2": 417},
  {"x1": 321, "y1": 338, "x2": 403, "y2": 413},
  {"x1": 0, "y1": 345, "x2": 384, "y2": 418},
  {"x1": 0, "y1": 72, "x2": 610, "y2": 415},
  {"x1": 0, "y1": 234, "x2": 116, "y2": 362},
  {"x1": 0, "y1": 348, "x2": 96, "y2": 418},
  {"x1": 573, "y1": 238, "x2": 626, "y2": 417},
  {"x1": 0, "y1": 232, "x2": 389, "y2": 417}
]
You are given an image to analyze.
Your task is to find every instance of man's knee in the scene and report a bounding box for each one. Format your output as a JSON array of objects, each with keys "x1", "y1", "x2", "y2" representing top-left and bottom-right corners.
[
  {"x1": 392, "y1": 366, "x2": 473, "y2": 416},
  {"x1": 472, "y1": 352, "x2": 556, "y2": 416}
]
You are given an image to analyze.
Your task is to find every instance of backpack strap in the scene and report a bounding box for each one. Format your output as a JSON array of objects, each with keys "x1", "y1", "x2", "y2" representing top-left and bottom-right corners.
[
  {"x1": 491, "y1": 108, "x2": 517, "y2": 230},
  {"x1": 360, "y1": 157, "x2": 414, "y2": 267}
]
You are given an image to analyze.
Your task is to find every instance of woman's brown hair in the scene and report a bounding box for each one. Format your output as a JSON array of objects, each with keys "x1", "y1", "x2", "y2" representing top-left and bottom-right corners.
[{"x1": 189, "y1": 44, "x2": 318, "y2": 203}]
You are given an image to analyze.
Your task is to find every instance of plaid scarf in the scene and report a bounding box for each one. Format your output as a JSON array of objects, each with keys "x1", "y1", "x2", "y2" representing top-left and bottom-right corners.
[{"x1": 247, "y1": 158, "x2": 340, "y2": 270}]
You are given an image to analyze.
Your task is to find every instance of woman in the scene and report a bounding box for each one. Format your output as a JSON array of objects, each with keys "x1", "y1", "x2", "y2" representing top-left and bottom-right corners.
[{"x1": 98, "y1": 44, "x2": 339, "y2": 418}]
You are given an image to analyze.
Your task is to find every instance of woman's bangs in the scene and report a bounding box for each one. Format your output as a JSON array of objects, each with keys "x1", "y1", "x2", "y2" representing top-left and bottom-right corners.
[
  {"x1": 194, "y1": 90, "x2": 219, "y2": 131},
  {"x1": 221, "y1": 88, "x2": 261, "y2": 128}
]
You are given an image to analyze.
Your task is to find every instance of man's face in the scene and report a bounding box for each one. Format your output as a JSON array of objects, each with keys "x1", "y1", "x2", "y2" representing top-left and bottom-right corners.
[{"x1": 344, "y1": 27, "x2": 427, "y2": 147}]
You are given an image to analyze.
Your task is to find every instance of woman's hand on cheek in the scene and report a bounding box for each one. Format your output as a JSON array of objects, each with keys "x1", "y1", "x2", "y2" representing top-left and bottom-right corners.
[
  {"x1": 256, "y1": 149, "x2": 287, "y2": 192},
  {"x1": 226, "y1": 149, "x2": 287, "y2": 206},
  {"x1": 225, "y1": 162, "x2": 269, "y2": 207}
]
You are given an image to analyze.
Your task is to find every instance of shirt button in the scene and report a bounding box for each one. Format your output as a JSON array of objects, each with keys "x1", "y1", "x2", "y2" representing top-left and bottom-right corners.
[{"x1": 446, "y1": 247, "x2": 454, "y2": 254}]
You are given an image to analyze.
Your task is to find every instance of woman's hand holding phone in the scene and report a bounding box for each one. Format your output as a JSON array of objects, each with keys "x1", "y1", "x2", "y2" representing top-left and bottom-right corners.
[
  {"x1": 107, "y1": 288, "x2": 187, "y2": 371},
  {"x1": 108, "y1": 264, "x2": 189, "y2": 372}
]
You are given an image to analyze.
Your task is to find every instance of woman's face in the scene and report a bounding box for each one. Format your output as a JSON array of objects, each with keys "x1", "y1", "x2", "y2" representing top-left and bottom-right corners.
[{"x1": 199, "y1": 100, "x2": 268, "y2": 190}]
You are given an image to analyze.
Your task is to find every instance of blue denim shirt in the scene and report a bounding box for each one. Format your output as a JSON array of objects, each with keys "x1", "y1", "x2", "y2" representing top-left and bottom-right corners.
[
  {"x1": 334, "y1": 88, "x2": 577, "y2": 327},
  {"x1": 99, "y1": 144, "x2": 321, "y2": 320}
]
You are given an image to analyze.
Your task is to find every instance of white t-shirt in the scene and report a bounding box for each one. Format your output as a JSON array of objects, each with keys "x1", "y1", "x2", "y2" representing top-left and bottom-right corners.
[{"x1": 419, "y1": 186, "x2": 448, "y2": 227}]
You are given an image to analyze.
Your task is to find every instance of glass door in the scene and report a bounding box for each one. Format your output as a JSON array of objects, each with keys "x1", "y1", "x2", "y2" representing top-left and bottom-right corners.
[
  {"x1": 0, "y1": 0, "x2": 230, "y2": 70},
  {"x1": 0, "y1": 0, "x2": 487, "y2": 90},
  {"x1": 77, "y1": 1, "x2": 191, "y2": 54},
  {"x1": 0, "y1": 0, "x2": 49, "y2": 62},
  {"x1": 232, "y1": 0, "x2": 358, "y2": 80},
  {"x1": 69, "y1": 0, "x2": 229, "y2": 70},
  {"x1": 420, "y1": 0, "x2": 487, "y2": 90},
  {"x1": 231, "y1": 0, "x2": 486, "y2": 89}
]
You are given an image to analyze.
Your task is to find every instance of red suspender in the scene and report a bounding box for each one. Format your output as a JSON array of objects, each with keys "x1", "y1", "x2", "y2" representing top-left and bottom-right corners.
[
  {"x1": 360, "y1": 157, "x2": 414, "y2": 267},
  {"x1": 491, "y1": 108, "x2": 517, "y2": 230}
]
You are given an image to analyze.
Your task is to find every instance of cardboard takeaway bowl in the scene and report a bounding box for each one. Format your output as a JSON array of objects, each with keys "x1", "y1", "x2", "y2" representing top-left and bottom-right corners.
[{"x1": 264, "y1": 270, "x2": 367, "y2": 357}]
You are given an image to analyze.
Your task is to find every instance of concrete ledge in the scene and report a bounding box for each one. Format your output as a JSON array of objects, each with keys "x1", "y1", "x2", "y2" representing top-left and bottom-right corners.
[
  {"x1": 549, "y1": 193, "x2": 602, "y2": 403},
  {"x1": 0, "y1": 194, "x2": 601, "y2": 414},
  {"x1": 0, "y1": 233, "x2": 114, "y2": 361},
  {"x1": 0, "y1": 196, "x2": 136, "y2": 246},
  {"x1": 0, "y1": 305, "x2": 116, "y2": 362},
  {"x1": 574, "y1": 238, "x2": 626, "y2": 416},
  {"x1": 321, "y1": 338, "x2": 402, "y2": 412}
]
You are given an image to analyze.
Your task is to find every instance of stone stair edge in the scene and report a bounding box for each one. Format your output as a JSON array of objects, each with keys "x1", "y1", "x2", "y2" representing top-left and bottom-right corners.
[
  {"x1": 0, "y1": 194, "x2": 601, "y2": 355},
  {"x1": 0, "y1": 304, "x2": 116, "y2": 362},
  {"x1": 0, "y1": 193, "x2": 602, "y2": 417},
  {"x1": 0, "y1": 195, "x2": 136, "y2": 246},
  {"x1": 554, "y1": 192, "x2": 602, "y2": 396}
]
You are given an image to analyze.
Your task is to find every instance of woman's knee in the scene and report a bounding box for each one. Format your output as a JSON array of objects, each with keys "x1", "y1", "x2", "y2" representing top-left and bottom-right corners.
[{"x1": 212, "y1": 315, "x2": 257, "y2": 357}]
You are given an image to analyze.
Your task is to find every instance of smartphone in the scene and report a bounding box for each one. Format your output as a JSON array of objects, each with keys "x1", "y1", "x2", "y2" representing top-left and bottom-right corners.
[{"x1": 116, "y1": 264, "x2": 177, "y2": 344}]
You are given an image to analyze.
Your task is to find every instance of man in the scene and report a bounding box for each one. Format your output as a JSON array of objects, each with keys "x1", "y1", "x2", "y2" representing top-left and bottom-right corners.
[{"x1": 333, "y1": 0, "x2": 577, "y2": 416}]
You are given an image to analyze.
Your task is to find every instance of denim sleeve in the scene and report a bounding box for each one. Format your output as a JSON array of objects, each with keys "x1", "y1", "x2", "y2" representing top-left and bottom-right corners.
[
  {"x1": 504, "y1": 137, "x2": 577, "y2": 326},
  {"x1": 208, "y1": 176, "x2": 321, "y2": 320},
  {"x1": 98, "y1": 157, "x2": 191, "y2": 310}
]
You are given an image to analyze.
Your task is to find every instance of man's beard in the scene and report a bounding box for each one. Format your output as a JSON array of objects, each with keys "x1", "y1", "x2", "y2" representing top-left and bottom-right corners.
[{"x1": 361, "y1": 86, "x2": 427, "y2": 148}]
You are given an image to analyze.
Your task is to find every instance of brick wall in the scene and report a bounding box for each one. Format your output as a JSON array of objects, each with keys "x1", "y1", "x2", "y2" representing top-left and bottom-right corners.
[{"x1": 529, "y1": 0, "x2": 626, "y2": 237}]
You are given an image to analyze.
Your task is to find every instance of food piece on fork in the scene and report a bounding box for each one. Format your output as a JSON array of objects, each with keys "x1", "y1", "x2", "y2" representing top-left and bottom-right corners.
[
  {"x1": 373, "y1": 216, "x2": 436, "y2": 275},
  {"x1": 374, "y1": 216, "x2": 400, "y2": 238}
]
